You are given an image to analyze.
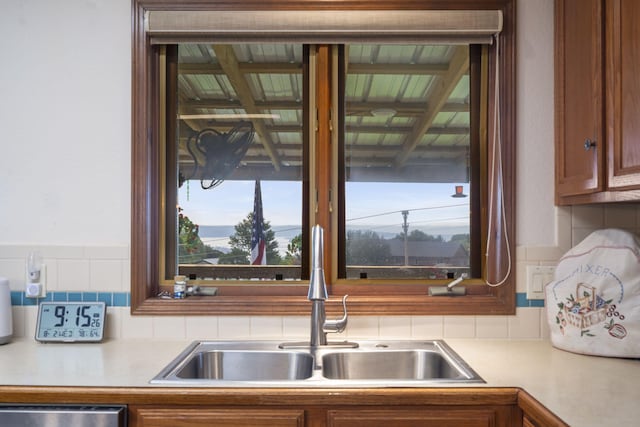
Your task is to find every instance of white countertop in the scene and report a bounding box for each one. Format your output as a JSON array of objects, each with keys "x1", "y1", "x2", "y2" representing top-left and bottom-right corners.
[{"x1": 1, "y1": 338, "x2": 638, "y2": 426}]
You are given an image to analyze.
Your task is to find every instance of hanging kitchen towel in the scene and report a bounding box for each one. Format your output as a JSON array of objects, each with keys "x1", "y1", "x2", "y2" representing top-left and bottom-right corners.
[{"x1": 545, "y1": 228, "x2": 640, "y2": 357}]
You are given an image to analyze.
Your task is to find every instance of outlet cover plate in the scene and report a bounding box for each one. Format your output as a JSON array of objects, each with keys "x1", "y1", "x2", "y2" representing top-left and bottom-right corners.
[{"x1": 526, "y1": 265, "x2": 555, "y2": 300}]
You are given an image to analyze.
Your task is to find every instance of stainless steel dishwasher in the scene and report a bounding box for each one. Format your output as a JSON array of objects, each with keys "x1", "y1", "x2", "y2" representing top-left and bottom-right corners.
[{"x1": 0, "y1": 405, "x2": 126, "y2": 426}]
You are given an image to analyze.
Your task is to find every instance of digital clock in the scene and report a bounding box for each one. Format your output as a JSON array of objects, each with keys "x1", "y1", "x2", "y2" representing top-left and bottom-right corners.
[{"x1": 35, "y1": 302, "x2": 106, "y2": 342}]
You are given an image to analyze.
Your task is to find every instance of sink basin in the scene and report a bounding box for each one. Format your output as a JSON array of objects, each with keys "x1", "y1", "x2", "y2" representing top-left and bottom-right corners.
[
  {"x1": 322, "y1": 350, "x2": 470, "y2": 380},
  {"x1": 150, "y1": 340, "x2": 483, "y2": 387},
  {"x1": 176, "y1": 350, "x2": 314, "y2": 381},
  {"x1": 152, "y1": 342, "x2": 314, "y2": 383}
]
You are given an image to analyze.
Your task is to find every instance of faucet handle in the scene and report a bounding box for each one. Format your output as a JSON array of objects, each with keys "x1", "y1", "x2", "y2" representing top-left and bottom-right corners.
[{"x1": 323, "y1": 295, "x2": 349, "y2": 334}]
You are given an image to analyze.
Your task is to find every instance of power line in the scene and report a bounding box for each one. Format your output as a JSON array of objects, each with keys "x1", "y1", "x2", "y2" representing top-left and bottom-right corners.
[{"x1": 347, "y1": 203, "x2": 468, "y2": 222}]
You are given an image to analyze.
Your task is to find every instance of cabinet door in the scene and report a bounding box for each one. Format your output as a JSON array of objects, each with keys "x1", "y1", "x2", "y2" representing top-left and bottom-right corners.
[
  {"x1": 555, "y1": 0, "x2": 604, "y2": 198},
  {"x1": 606, "y1": 0, "x2": 640, "y2": 189},
  {"x1": 327, "y1": 408, "x2": 503, "y2": 427},
  {"x1": 129, "y1": 407, "x2": 305, "y2": 427}
]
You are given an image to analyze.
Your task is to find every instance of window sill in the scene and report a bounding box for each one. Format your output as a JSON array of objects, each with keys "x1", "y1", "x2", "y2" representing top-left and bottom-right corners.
[{"x1": 131, "y1": 291, "x2": 515, "y2": 316}]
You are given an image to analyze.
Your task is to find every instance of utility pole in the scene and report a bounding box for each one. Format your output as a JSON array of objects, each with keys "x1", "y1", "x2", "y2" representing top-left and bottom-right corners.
[{"x1": 402, "y1": 210, "x2": 409, "y2": 266}]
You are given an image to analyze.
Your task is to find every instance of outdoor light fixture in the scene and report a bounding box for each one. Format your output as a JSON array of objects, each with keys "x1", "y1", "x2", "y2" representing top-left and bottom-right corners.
[{"x1": 451, "y1": 185, "x2": 467, "y2": 198}]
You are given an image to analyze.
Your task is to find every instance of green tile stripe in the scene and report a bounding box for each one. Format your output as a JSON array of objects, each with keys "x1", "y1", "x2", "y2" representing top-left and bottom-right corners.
[{"x1": 11, "y1": 291, "x2": 130, "y2": 307}]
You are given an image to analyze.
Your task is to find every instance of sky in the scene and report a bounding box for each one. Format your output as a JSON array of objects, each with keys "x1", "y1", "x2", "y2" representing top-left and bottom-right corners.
[{"x1": 178, "y1": 180, "x2": 470, "y2": 239}]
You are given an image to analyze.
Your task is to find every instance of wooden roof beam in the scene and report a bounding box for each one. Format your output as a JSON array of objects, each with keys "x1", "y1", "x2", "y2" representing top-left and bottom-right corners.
[
  {"x1": 393, "y1": 46, "x2": 469, "y2": 168},
  {"x1": 212, "y1": 44, "x2": 282, "y2": 171}
]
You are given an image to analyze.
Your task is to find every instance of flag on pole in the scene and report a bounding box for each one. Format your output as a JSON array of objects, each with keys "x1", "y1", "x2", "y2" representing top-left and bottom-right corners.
[{"x1": 250, "y1": 180, "x2": 267, "y2": 265}]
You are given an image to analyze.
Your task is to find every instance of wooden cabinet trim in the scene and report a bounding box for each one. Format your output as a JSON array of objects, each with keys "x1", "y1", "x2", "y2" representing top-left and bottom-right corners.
[
  {"x1": 0, "y1": 385, "x2": 519, "y2": 407},
  {"x1": 517, "y1": 389, "x2": 569, "y2": 427}
]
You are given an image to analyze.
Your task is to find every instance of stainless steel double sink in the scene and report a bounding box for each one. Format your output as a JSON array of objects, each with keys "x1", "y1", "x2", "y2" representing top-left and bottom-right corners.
[{"x1": 150, "y1": 340, "x2": 483, "y2": 387}]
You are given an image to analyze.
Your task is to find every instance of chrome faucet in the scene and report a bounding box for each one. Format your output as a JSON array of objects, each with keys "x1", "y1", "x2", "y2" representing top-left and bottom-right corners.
[{"x1": 308, "y1": 225, "x2": 349, "y2": 347}]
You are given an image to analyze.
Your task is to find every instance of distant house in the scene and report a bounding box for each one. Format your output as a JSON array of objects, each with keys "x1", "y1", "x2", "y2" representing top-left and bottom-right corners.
[{"x1": 387, "y1": 240, "x2": 468, "y2": 266}]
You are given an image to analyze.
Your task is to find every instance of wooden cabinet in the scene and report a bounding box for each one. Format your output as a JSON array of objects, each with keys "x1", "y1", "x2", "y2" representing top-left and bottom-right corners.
[
  {"x1": 129, "y1": 407, "x2": 305, "y2": 427},
  {"x1": 517, "y1": 389, "x2": 569, "y2": 427},
  {"x1": 129, "y1": 405, "x2": 516, "y2": 427},
  {"x1": 0, "y1": 386, "x2": 568, "y2": 427},
  {"x1": 555, "y1": 0, "x2": 640, "y2": 204},
  {"x1": 327, "y1": 407, "x2": 511, "y2": 427}
]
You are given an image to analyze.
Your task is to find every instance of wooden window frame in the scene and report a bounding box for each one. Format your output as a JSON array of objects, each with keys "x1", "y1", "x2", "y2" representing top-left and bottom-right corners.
[{"x1": 131, "y1": 0, "x2": 516, "y2": 316}]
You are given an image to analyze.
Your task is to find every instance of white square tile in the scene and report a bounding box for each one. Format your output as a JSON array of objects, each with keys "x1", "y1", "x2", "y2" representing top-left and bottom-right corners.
[
  {"x1": 411, "y1": 316, "x2": 444, "y2": 339},
  {"x1": 443, "y1": 316, "x2": 476, "y2": 338},
  {"x1": 345, "y1": 316, "x2": 379, "y2": 339},
  {"x1": 57, "y1": 259, "x2": 90, "y2": 291},
  {"x1": 572, "y1": 228, "x2": 598, "y2": 247},
  {"x1": 250, "y1": 316, "x2": 283, "y2": 338},
  {"x1": 0, "y1": 259, "x2": 27, "y2": 290},
  {"x1": 84, "y1": 246, "x2": 129, "y2": 260},
  {"x1": 604, "y1": 205, "x2": 638, "y2": 229},
  {"x1": 120, "y1": 259, "x2": 130, "y2": 291},
  {"x1": 10, "y1": 306, "x2": 25, "y2": 338},
  {"x1": 90, "y1": 259, "x2": 122, "y2": 292},
  {"x1": 475, "y1": 315, "x2": 509, "y2": 339},
  {"x1": 379, "y1": 316, "x2": 411, "y2": 339},
  {"x1": 41, "y1": 246, "x2": 85, "y2": 259},
  {"x1": 571, "y1": 205, "x2": 604, "y2": 228},
  {"x1": 121, "y1": 312, "x2": 153, "y2": 339},
  {"x1": 42, "y1": 260, "x2": 58, "y2": 291},
  {"x1": 218, "y1": 316, "x2": 251, "y2": 339},
  {"x1": 525, "y1": 246, "x2": 564, "y2": 262},
  {"x1": 104, "y1": 307, "x2": 123, "y2": 339},
  {"x1": 556, "y1": 206, "x2": 573, "y2": 253},
  {"x1": 508, "y1": 307, "x2": 541, "y2": 339},
  {"x1": 516, "y1": 261, "x2": 535, "y2": 293},
  {"x1": 283, "y1": 316, "x2": 309, "y2": 339},
  {"x1": 0, "y1": 245, "x2": 26, "y2": 258},
  {"x1": 153, "y1": 316, "x2": 186, "y2": 339},
  {"x1": 24, "y1": 306, "x2": 39, "y2": 338},
  {"x1": 186, "y1": 317, "x2": 219, "y2": 340}
]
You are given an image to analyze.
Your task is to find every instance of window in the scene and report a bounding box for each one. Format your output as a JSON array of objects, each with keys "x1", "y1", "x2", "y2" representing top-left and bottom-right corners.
[{"x1": 131, "y1": 0, "x2": 516, "y2": 315}]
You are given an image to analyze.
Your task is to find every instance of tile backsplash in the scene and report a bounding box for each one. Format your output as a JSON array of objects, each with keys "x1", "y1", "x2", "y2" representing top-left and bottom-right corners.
[{"x1": 3, "y1": 204, "x2": 639, "y2": 341}]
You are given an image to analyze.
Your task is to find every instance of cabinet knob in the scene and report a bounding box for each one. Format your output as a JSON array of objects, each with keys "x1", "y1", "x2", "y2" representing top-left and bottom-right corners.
[{"x1": 584, "y1": 139, "x2": 596, "y2": 151}]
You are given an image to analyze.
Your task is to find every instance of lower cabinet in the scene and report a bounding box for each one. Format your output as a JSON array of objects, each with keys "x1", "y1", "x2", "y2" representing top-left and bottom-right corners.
[
  {"x1": 0, "y1": 386, "x2": 567, "y2": 427},
  {"x1": 129, "y1": 408, "x2": 305, "y2": 427},
  {"x1": 129, "y1": 405, "x2": 517, "y2": 427},
  {"x1": 327, "y1": 407, "x2": 510, "y2": 427}
]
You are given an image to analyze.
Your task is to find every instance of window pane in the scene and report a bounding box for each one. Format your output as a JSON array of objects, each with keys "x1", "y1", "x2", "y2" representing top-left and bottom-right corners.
[
  {"x1": 343, "y1": 44, "x2": 471, "y2": 280},
  {"x1": 175, "y1": 43, "x2": 304, "y2": 281}
]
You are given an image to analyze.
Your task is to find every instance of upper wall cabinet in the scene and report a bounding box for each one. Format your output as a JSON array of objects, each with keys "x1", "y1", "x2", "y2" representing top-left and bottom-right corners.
[{"x1": 555, "y1": 0, "x2": 640, "y2": 205}]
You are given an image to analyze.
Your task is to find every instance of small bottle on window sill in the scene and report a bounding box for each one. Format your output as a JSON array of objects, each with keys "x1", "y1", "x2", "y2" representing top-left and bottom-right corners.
[{"x1": 173, "y1": 275, "x2": 187, "y2": 299}]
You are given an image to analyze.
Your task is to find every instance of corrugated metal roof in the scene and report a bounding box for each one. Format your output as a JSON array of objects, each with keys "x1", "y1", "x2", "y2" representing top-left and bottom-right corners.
[{"x1": 177, "y1": 43, "x2": 470, "y2": 184}]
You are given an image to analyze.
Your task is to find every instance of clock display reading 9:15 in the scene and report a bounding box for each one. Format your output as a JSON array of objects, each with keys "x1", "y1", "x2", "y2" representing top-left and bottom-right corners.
[
  {"x1": 53, "y1": 305, "x2": 98, "y2": 327},
  {"x1": 36, "y1": 302, "x2": 106, "y2": 342}
]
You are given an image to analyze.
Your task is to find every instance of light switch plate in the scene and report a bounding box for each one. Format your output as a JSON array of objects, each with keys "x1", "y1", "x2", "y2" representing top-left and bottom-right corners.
[{"x1": 526, "y1": 265, "x2": 555, "y2": 300}]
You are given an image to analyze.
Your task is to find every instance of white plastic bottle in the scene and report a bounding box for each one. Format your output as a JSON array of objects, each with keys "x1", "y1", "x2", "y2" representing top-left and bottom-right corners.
[{"x1": 0, "y1": 277, "x2": 12, "y2": 344}]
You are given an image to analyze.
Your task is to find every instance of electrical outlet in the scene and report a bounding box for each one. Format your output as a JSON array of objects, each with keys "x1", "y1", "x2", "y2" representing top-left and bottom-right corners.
[
  {"x1": 526, "y1": 265, "x2": 555, "y2": 300},
  {"x1": 25, "y1": 253, "x2": 47, "y2": 299}
]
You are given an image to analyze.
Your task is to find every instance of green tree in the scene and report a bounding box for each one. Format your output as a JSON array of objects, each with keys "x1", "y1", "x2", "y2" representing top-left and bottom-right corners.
[
  {"x1": 395, "y1": 230, "x2": 443, "y2": 242},
  {"x1": 218, "y1": 247, "x2": 252, "y2": 265},
  {"x1": 449, "y1": 233, "x2": 471, "y2": 251},
  {"x1": 178, "y1": 211, "x2": 218, "y2": 264},
  {"x1": 282, "y1": 233, "x2": 302, "y2": 265},
  {"x1": 346, "y1": 229, "x2": 391, "y2": 265},
  {"x1": 227, "y1": 212, "x2": 282, "y2": 264}
]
